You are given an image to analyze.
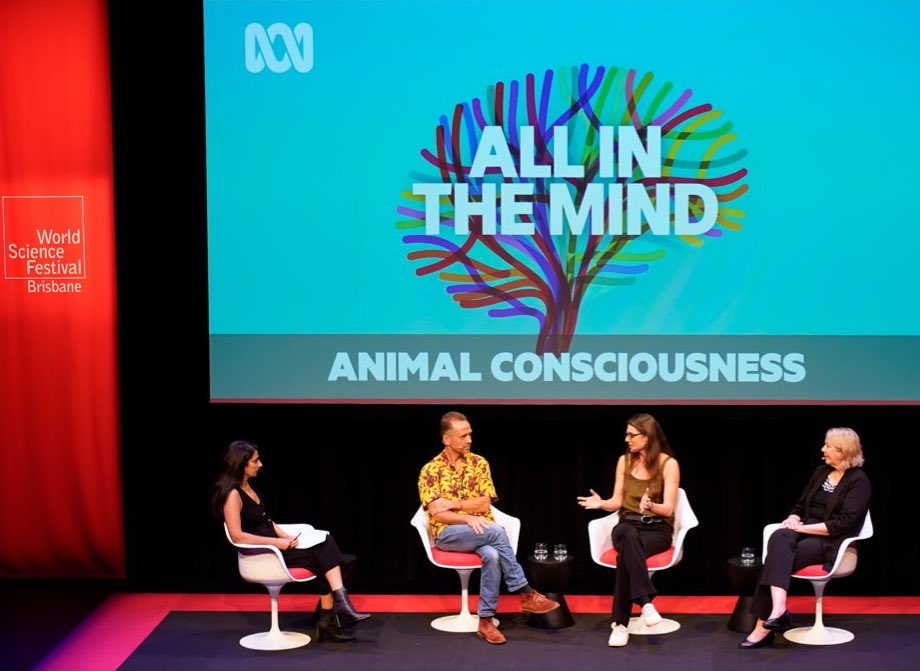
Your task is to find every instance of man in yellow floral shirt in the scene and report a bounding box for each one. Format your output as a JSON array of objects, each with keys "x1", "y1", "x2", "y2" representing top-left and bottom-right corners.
[{"x1": 418, "y1": 411, "x2": 559, "y2": 644}]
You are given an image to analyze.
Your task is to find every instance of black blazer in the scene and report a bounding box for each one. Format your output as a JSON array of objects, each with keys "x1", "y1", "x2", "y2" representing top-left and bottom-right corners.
[{"x1": 789, "y1": 465, "x2": 871, "y2": 568}]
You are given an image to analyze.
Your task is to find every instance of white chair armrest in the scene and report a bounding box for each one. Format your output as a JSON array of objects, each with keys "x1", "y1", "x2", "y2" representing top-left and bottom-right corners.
[
  {"x1": 224, "y1": 521, "x2": 281, "y2": 551},
  {"x1": 664, "y1": 488, "x2": 699, "y2": 569},
  {"x1": 410, "y1": 506, "x2": 437, "y2": 563},
  {"x1": 491, "y1": 506, "x2": 521, "y2": 554},
  {"x1": 823, "y1": 510, "x2": 873, "y2": 578},
  {"x1": 587, "y1": 512, "x2": 620, "y2": 565},
  {"x1": 224, "y1": 521, "x2": 313, "y2": 584},
  {"x1": 761, "y1": 522, "x2": 783, "y2": 562},
  {"x1": 665, "y1": 526, "x2": 690, "y2": 569}
]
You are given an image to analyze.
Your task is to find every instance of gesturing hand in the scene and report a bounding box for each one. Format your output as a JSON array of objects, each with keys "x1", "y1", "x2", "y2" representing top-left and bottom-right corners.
[
  {"x1": 640, "y1": 487, "x2": 654, "y2": 512},
  {"x1": 577, "y1": 488, "x2": 603, "y2": 510}
]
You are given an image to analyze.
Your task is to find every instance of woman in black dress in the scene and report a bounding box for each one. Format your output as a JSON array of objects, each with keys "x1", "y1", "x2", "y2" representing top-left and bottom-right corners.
[{"x1": 211, "y1": 440, "x2": 369, "y2": 642}]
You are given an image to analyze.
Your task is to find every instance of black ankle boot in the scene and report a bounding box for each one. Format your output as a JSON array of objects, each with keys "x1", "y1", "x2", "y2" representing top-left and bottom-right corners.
[
  {"x1": 332, "y1": 587, "x2": 370, "y2": 626},
  {"x1": 316, "y1": 608, "x2": 356, "y2": 643}
]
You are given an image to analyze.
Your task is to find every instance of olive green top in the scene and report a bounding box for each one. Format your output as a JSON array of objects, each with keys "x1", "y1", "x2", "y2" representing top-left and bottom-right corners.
[{"x1": 619, "y1": 456, "x2": 675, "y2": 527}]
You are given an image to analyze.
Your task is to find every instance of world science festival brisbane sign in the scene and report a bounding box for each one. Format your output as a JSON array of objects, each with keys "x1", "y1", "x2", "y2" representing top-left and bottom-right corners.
[{"x1": 208, "y1": 60, "x2": 919, "y2": 404}]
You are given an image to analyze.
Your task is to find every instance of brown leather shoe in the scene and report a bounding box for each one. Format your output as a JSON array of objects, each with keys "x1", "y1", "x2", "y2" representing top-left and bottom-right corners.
[
  {"x1": 521, "y1": 591, "x2": 560, "y2": 614},
  {"x1": 477, "y1": 617, "x2": 506, "y2": 644}
]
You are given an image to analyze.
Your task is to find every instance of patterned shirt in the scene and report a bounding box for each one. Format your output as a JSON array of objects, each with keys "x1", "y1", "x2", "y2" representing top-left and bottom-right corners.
[{"x1": 418, "y1": 450, "x2": 496, "y2": 539}]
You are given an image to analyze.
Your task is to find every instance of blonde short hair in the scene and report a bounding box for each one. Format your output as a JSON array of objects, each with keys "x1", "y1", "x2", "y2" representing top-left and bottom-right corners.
[{"x1": 825, "y1": 427, "x2": 865, "y2": 469}]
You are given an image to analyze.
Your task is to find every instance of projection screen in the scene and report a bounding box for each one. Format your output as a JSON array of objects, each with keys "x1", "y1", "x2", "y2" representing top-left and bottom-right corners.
[{"x1": 204, "y1": 0, "x2": 920, "y2": 403}]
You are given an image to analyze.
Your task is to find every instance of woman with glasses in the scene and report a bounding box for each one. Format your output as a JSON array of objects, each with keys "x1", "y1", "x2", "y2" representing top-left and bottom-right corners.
[
  {"x1": 738, "y1": 427, "x2": 871, "y2": 649},
  {"x1": 577, "y1": 413, "x2": 680, "y2": 647}
]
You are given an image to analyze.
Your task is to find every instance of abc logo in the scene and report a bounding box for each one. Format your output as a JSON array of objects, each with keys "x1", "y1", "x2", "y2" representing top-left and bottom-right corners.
[{"x1": 245, "y1": 22, "x2": 313, "y2": 74}]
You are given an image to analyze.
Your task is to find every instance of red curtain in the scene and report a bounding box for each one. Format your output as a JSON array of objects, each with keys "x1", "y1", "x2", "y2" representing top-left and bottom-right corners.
[{"x1": 0, "y1": 0, "x2": 123, "y2": 576}]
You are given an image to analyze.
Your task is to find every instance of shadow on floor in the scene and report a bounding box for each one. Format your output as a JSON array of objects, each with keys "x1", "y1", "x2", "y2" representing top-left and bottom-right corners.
[{"x1": 0, "y1": 578, "x2": 119, "y2": 671}]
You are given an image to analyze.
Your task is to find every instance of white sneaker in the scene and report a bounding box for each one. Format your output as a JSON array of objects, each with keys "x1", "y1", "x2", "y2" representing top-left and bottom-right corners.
[
  {"x1": 641, "y1": 602, "x2": 662, "y2": 627},
  {"x1": 608, "y1": 623, "x2": 629, "y2": 647}
]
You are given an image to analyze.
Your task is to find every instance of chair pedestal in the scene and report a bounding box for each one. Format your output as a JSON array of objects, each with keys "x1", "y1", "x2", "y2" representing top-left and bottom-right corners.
[
  {"x1": 783, "y1": 584, "x2": 854, "y2": 645},
  {"x1": 431, "y1": 612, "x2": 481, "y2": 633},
  {"x1": 431, "y1": 567, "x2": 477, "y2": 632},
  {"x1": 431, "y1": 613, "x2": 499, "y2": 633},
  {"x1": 627, "y1": 616, "x2": 681, "y2": 635},
  {"x1": 784, "y1": 625, "x2": 854, "y2": 646},
  {"x1": 430, "y1": 568, "x2": 498, "y2": 633},
  {"x1": 240, "y1": 630, "x2": 312, "y2": 650},
  {"x1": 240, "y1": 584, "x2": 311, "y2": 650}
]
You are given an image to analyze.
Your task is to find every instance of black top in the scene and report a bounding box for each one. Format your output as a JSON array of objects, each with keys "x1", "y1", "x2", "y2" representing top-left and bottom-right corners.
[
  {"x1": 789, "y1": 465, "x2": 871, "y2": 567},
  {"x1": 238, "y1": 485, "x2": 277, "y2": 538}
]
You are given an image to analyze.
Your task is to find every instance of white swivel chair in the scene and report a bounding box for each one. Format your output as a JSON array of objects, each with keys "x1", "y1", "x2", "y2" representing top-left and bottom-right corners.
[
  {"x1": 761, "y1": 510, "x2": 873, "y2": 645},
  {"x1": 587, "y1": 488, "x2": 699, "y2": 634},
  {"x1": 224, "y1": 522, "x2": 318, "y2": 650},
  {"x1": 410, "y1": 504, "x2": 520, "y2": 632}
]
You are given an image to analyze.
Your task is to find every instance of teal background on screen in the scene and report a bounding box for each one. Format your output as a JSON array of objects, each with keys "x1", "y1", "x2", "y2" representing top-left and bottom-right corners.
[{"x1": 204, "y1": 0, "x2": 920, "y2": 336}]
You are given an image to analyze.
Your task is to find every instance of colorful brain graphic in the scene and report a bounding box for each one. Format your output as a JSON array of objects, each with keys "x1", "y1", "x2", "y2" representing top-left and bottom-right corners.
[{"x1": 396, "y1": 64, "x2": 748, "y2": 354}]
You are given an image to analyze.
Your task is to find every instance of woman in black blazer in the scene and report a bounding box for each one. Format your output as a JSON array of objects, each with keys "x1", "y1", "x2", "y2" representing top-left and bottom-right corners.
[{"x1": 739, "y1": 427, "x2": 871, "y2": 649}]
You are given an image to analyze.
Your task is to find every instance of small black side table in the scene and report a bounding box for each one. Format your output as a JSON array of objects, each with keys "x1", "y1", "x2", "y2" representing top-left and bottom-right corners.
[
  {"x1": 525, "y1": 555, "x2": 576, "y2": 628},
  {"x1": 725, "y1": 556, "x2": 763, "y2": 633}
]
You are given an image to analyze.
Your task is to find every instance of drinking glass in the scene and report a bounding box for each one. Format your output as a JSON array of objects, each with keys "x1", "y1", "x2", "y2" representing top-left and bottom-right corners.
[
  {"x1": 740, "y1": 546, "x2": 756, "y2": 565},
  {"x1": 553, "y1": 543, "x2": 568, "y2": 561},
  {"x1": 534, "y1": 542, "x2": 548, "y2": 560}
]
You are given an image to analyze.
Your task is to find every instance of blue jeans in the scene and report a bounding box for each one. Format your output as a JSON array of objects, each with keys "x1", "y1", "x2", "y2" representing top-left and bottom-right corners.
[{"x1": 435, "y1": 523, "x2": 527, "y2": 617}]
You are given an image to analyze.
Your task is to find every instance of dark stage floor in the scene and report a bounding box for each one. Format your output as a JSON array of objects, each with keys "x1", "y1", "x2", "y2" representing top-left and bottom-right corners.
[
  {"x1": 118, "y1": 611, "x2": 920, "y2": 671},
  {"x1": 8, "y1": 586, "x2": 920, "y2": 671}
]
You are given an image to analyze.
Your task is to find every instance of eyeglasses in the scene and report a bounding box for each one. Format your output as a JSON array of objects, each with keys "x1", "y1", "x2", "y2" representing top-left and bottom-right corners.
[{"x1": 625, "y1": 432, "x2": 644, "y2": 439}]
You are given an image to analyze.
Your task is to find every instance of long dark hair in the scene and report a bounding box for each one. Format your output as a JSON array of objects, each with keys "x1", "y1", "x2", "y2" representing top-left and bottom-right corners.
[
  {"x1": 624, "y1": 413, "x2": 675, "y2": 499},
  {"x1": 209, "y1": 440, "x2": 257, "y2": 518}
]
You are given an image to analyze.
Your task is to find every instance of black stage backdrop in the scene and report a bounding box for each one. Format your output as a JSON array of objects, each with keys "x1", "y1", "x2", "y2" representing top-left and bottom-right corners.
[{"x1": 109, "y1": 3, "x2": 918, "y2": 597}]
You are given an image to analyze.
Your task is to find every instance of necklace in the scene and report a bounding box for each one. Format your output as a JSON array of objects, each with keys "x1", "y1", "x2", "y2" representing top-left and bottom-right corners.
[{"x1": 821, "y1": 477, "x2": 836, "y2": 493}]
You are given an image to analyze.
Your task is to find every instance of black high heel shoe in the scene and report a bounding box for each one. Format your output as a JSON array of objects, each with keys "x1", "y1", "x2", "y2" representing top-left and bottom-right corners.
[
  {"x1": 763, "y1": 610, "x2": 791, "y2": 631},
  {"x1": 315, "y1": 608, "x2": 356, "y2": 643},
  {"x1": 738, "y1": 631, "x2": 776, "y2": 649}
]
